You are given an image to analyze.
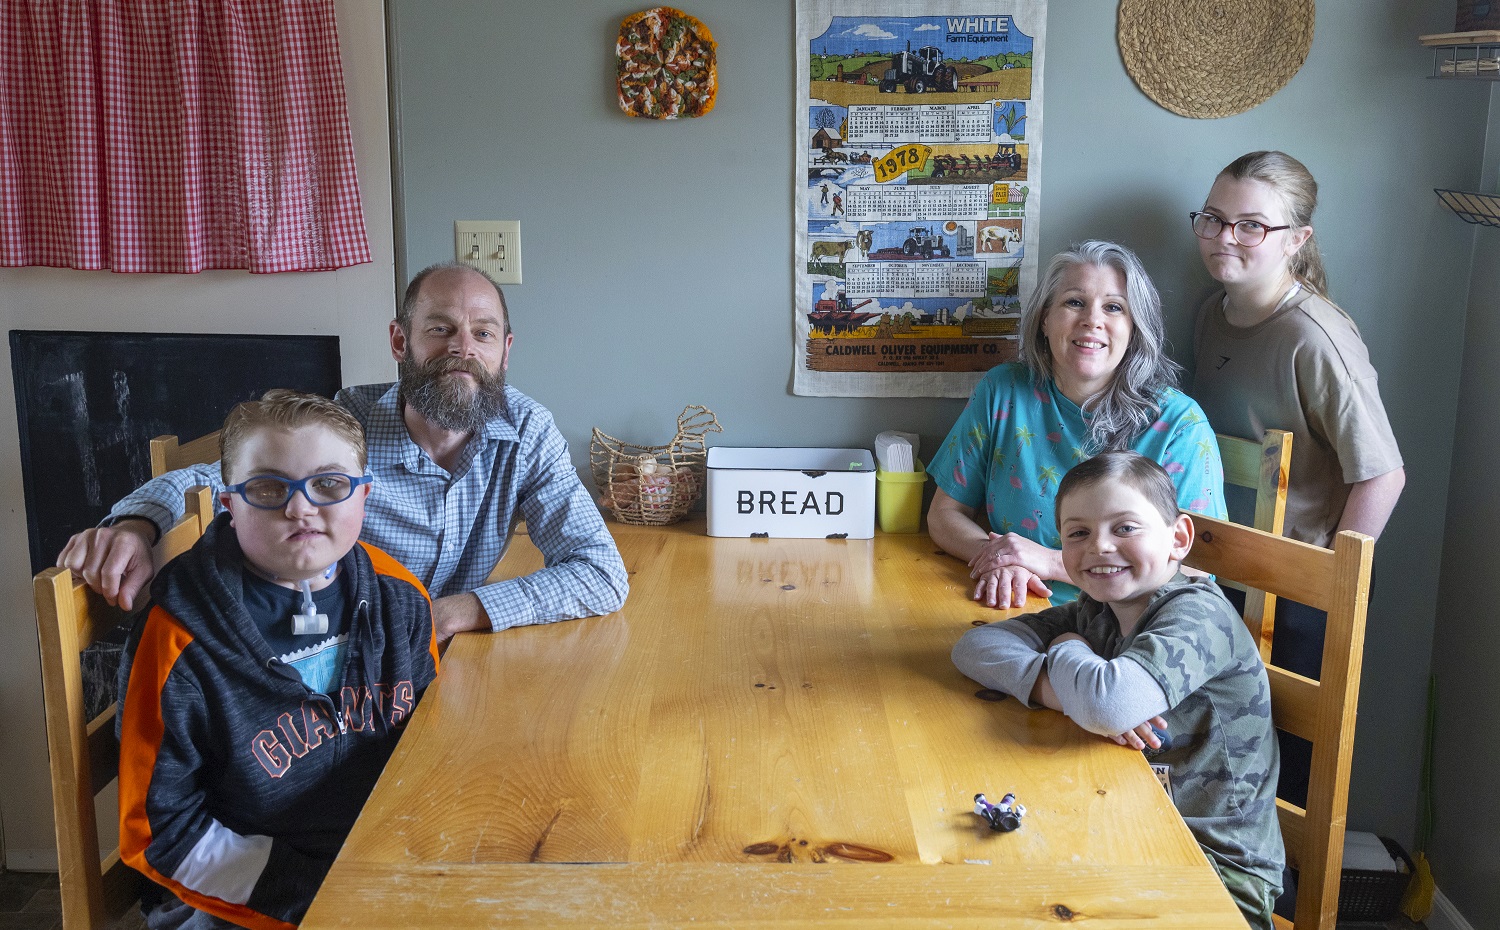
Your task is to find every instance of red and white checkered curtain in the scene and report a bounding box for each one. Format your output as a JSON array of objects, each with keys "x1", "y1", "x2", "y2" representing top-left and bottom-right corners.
[{"x1": 0, "y1": 0, "x2": 371, "y2": 274}]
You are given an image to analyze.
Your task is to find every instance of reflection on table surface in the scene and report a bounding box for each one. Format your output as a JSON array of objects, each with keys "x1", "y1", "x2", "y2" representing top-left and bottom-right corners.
[{"x1": 302, "y1": 517, "x2": 1244, "y2": 928}]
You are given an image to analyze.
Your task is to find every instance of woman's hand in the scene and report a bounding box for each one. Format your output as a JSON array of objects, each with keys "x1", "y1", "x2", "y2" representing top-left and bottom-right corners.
[
  {"x1": 929, "y1": 490, "x2": 1064, "y2": 609},
  {"x1": 972, "y1": 564, "x2": 1052, "y2": 609},
  {"x1": 969, "y1": 531, "x2": 1063, "y2": 581},
  {"x1": 968, "y1": 532, "x2": 1063, "y2": 607}
]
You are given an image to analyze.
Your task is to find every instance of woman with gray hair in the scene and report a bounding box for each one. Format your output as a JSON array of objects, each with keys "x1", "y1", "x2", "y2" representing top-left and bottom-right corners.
[{"x1": 926, "y1": 240, "x2": 1226, "y2": 609}]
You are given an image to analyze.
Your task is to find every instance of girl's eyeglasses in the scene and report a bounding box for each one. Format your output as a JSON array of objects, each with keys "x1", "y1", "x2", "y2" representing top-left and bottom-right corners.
[{"x1": 1189, "y1": 211, "x2": 1291, "y2": 247}]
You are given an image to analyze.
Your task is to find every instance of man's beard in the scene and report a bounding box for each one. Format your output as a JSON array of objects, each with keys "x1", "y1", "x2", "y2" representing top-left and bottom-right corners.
[{"x1": 398, "y1": 353, "x2": 508, "y2": 433}]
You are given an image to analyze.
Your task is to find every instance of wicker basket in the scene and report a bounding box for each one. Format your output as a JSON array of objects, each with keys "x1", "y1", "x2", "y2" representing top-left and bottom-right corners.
[{"x1": 591, "y1": 405, "x2": 722, "y2": 525}]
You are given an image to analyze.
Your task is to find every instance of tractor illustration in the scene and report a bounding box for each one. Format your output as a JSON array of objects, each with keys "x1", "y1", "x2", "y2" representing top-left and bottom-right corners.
[
  {"x1": 901, "y1": 226, "x2": 951, "y2": 259},
  {"x1": 879, "y1": 43, "x2": 959, "y2": 94},
  {"x1": 996, "y1": 141, "x2": 1021, "y2": 171}
]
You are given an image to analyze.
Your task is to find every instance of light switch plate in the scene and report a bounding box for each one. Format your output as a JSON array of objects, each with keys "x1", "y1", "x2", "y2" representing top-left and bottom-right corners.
[{"x1": 454, "y1": 220, "x2": 521, "y2": 284}]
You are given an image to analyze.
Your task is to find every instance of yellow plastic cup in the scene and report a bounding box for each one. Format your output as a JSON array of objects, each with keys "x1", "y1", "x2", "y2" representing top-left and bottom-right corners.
[{"x1": 877, "y1": 459, "x2": 927, "y2": 533}]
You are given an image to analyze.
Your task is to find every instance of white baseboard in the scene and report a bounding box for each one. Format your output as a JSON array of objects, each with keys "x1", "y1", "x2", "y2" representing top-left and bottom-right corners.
[
  {"x1": 2, "y1": 847, "x2": 59, "y2": 871},
  {"x1": 1425, "y1": 887, "x2": 1477, "y2": 930}
]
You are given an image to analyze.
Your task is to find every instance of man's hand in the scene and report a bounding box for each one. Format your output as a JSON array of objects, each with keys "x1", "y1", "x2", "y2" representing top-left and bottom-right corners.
[
  {"x1": 431, "y1": 592, "x2": 491, "y2": 647},
  {"x1": 56, "y1": 519, "x2": 156, "y2": 611}
]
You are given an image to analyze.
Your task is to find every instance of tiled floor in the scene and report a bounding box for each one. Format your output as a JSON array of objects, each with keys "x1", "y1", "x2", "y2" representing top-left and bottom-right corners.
[
  {"x1": 0, "y1": 867, "x2": 1433, "y2": 929},
  {"x1": 0, "y1": 870, "x2": 144, "y2": 930}
]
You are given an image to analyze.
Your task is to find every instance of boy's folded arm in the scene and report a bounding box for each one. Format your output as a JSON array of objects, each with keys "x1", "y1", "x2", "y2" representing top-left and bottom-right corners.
[
  {"x1": 1044, "y1": 640, "x2": 1170, "y2": 735},
  {"x1": 951, "y1": 620, "x2": 1049, "y2": 707}
]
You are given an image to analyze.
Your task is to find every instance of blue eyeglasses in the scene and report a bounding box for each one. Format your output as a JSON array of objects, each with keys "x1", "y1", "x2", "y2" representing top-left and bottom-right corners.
[{"x1": 225, "y1": 473, "x2": 372, "y2": 510}]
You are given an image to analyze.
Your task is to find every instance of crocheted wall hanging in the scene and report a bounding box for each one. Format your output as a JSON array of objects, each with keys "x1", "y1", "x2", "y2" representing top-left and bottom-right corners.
[{"x1": 615, "y1": 7, "x2": 717, "y2": 119}]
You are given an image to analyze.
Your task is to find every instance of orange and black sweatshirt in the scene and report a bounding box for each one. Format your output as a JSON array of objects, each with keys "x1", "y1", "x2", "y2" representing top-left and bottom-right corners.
[{"x1": 117, "y1": 513, "x2": 439, "y2": 929}]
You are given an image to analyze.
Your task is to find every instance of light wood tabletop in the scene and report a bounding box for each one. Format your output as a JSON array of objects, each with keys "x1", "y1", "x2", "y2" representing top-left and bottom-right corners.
[{"x1": 302, "y1": 518, "x2": 1245, "y2": 928}]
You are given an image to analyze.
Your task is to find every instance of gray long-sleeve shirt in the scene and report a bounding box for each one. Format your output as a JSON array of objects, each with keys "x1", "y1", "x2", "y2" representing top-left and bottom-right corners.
[{"x1": 953, "y1": 612, "x2": 1168, "y2": 735}]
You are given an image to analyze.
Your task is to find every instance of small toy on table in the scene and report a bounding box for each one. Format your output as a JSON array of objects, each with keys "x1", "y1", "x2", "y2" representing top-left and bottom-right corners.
[{"x1": 974, "y1": 792, "x2": 1026, "y2": 832}]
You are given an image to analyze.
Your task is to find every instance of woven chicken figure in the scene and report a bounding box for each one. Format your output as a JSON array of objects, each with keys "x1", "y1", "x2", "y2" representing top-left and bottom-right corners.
[{"x1": 591, "y1": 405, "x2": 722, "y2": 525}]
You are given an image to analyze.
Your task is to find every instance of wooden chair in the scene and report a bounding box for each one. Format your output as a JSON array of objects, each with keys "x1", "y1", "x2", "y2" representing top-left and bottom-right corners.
[
  {"x1": 34, "y1": 486, "x2": 213, "y2": 929},
  {"x1": 149, "y1": 430, "x2": 221, "y2": 478},
  {"x1": 1216, "y1": 429, "x2": 1293, "y2": 661},
  {"x1": 1183, "y1": 513, "x2": 1373, "y2": 930}
]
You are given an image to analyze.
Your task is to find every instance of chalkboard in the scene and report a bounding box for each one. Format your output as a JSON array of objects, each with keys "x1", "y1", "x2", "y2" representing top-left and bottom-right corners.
[{"x1": 10, "y1": 331, "x2": 343, "y2": 575}]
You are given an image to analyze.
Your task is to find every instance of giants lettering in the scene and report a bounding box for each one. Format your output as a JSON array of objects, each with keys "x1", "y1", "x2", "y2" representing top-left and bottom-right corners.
[
  {"x1": 246, "y1": 680, "x2": 414, "y2": 780},
  {"x1": 252, "y1": 731, "x2": 292, "y2": 778},
  {"x1": 302, "y1": 702, "x2": 339, "y2": 751},
  {"x1": 390, "y1": 681, "x2": 415, "y2": 726},
  {"x1": 340, "y1": 685, "x2": 372, "y2": 732}
]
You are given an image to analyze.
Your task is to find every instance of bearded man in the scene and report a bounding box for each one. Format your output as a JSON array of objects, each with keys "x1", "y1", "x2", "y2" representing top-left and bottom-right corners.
[{"x1": 59, "y1": 263, "x2": 628, "y2": 641}]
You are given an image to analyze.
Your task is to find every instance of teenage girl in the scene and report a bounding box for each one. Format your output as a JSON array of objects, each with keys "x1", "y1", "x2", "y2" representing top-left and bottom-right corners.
[{"x1": 1189, "y1": 150, "x2": 1404, "y2": 807}]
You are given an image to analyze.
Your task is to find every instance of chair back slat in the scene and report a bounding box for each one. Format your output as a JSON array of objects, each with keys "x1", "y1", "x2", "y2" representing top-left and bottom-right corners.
[
  {"x1": 149, "y1": 431, "x2": 222, "y2": 479},
  {"x1": 1276, "y1": 799, "x2": 1307, "y2": 868},
  {"x1": 34, "y1": 487, "x2": 212, "y2": 928},
  {"x1": 1184, "y1": 512, "x2": 1372, "y2": 930},
  {"x1": 155, "y1": 486, "x2": 213, "y2": 571},
  {"x1": 1265, "y1": 666, "x2": 1319, "y2": 742},
  {"x1": 1187, "y1": 517, "x2": 1333, "y2": 610},
  {"x1": 1216, "y1": 430, "x2": 1293, "y2": 660}
]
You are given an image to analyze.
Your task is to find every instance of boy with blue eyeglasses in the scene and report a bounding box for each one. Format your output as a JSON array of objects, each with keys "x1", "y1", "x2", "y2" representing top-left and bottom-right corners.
[{"x1": 117, "y1": 390, "x2": 439, "y2": 929}]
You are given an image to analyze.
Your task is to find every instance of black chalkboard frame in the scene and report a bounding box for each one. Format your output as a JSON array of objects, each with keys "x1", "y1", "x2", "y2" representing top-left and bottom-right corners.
[{"x1": 10, "y1": 330, "x2": 343, "y2": 575}]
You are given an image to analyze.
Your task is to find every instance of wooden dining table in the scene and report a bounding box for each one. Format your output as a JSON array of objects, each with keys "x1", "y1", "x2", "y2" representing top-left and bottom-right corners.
[{"x1": 301, "y1": 517, "x2": 1246, "y2": 928}]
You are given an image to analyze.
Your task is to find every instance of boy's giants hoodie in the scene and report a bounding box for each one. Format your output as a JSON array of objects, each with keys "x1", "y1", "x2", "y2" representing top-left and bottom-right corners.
[{"x1": 117, "y1": 514, "x2": 439, "y2": 929}]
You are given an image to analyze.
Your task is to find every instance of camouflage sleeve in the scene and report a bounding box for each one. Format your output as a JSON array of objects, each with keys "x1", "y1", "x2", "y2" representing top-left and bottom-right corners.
[
  {"x1": 1011, "y1": 601, "x2": 1089, "y2": 646},
  {"x1": 1119, "y1": 587, "x2": 1244, "y2": 707}
]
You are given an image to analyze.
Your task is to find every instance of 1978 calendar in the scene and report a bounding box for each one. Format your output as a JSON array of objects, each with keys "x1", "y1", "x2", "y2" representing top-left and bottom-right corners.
[{"x1": 794, "y1": 1, "x2": 1047, "y2": 398}]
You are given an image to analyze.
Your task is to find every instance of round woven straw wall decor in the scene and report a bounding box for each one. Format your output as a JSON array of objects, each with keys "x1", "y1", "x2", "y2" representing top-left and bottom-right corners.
[{"x1": 1117, "y1": 0, "x2": 1314, "y2": 119}]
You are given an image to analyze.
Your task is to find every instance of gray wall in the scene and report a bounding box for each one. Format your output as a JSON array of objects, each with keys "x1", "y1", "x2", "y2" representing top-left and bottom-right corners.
[
  {"x1": 390, "y1": 0, "x2": 1492, "y2": 918},
  {"x1": 1431, "y1": 89, "x2": 1500, "y2": 925}
]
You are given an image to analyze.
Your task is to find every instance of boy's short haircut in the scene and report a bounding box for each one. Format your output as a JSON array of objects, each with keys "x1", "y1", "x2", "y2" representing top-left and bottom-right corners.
[
  {"x1": 219, "y1": 389, "x2": 367, "y2": 483},
  {"x1": 1055, "y1": 451, "x2": 1181, "y2": 525}
]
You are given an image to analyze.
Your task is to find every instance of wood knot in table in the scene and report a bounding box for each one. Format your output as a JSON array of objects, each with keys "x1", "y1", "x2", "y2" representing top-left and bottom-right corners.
[
  {"x1": 1050, "y1": 903, "x2": 1077, "y2": 920},
  {"x1": 742, "y1": 839, "x2": 894, "y2": 863}
]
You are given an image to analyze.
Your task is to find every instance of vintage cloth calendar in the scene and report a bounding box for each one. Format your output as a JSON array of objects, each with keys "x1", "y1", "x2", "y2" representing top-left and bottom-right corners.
[{"x1": 794, "y1": 0, "x2": 1047, "y2": 397}]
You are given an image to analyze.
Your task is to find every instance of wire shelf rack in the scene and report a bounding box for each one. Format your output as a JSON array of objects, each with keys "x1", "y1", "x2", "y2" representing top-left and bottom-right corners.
[
  {"x1": 1435, "y1": 189, "x2": 1500, "y2": 227},
  {"x1": 1428, "y1": 41, "x2": 1500, "y2": 80}
]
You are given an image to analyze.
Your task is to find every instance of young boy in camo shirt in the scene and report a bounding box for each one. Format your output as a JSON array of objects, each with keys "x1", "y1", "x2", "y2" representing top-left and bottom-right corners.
[{"x1": 951, "y1": 451, "x2": 1283, "y2": 929}]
